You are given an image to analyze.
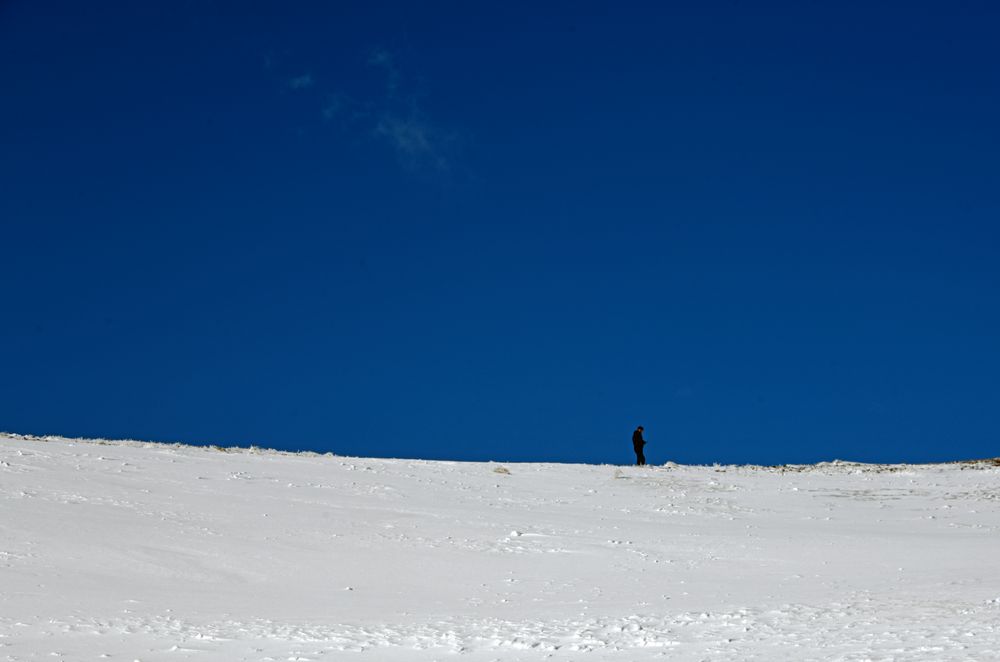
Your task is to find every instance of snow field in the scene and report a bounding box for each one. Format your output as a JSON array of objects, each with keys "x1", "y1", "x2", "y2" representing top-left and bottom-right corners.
[{"x1": 2, "y1": 433, "x2": 999, "y2": 661}]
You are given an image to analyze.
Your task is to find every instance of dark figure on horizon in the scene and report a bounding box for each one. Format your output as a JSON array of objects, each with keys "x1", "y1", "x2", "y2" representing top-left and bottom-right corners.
[{"x1": 632, "y1": 426, "x2": 646, "y2": 466}]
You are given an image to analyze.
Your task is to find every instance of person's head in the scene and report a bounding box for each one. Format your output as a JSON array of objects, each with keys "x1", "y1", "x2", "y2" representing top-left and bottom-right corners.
[{"x1": 637, "y1": 426, "x2": 643, "y2": 431}]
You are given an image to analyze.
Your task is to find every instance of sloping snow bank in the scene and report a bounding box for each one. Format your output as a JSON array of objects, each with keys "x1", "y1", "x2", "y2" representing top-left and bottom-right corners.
[{"x1": 2, "y1": 433, "x2": 999, "y2": 661}]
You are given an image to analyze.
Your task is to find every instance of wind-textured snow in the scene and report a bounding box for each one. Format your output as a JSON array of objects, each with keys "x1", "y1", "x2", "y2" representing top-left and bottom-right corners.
[{"x1": 2, "y1": 433, "x2": 999, "y2": 661}]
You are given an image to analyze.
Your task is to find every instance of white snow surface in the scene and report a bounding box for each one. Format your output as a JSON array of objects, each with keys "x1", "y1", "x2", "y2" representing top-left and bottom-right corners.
[{"x1": 2, "y1": 433, "x2": 1000, "y2": 661}]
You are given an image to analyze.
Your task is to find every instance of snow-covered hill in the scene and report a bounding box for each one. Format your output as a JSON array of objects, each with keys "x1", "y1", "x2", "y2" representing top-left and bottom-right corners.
[{"x1": 2, "y1": 433, "x2": 999, "y2": 661}]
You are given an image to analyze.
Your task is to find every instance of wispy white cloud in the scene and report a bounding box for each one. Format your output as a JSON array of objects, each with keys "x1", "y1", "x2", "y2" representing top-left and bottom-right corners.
[
  {"x1": 366, "y1": 49, "x2": 457, "y2": 171},
  {"x1": 268, "y1": 48, "x2": 459, "y2": 173},
  {"x1": 375, "y1": 114, "x2": 452, "y2": 171},
  {"x1": 288, "y1": 74, "x2": 314, "y2": 90}
]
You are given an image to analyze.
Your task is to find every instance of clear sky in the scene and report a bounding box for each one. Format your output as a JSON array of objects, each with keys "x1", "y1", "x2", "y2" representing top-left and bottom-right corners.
[{"x1": 2, "y1": 2, "x2": 998, "y2": 465}]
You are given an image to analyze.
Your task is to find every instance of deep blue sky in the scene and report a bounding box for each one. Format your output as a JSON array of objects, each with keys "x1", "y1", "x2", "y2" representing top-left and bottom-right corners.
[{"x1": 2, "y1": 2, "x2": 998, "y2": 465}]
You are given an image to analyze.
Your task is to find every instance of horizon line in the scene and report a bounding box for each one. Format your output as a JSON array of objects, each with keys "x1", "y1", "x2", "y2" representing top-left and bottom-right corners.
[{"x1": 3, "y1": 431, "x2": 997, "y2": 469}]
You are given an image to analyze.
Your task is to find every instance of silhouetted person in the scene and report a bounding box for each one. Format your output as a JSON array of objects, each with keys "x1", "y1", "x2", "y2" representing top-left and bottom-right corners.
[{"x1": 632, "y1": 426, "x2": 646, "y2": 466}]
